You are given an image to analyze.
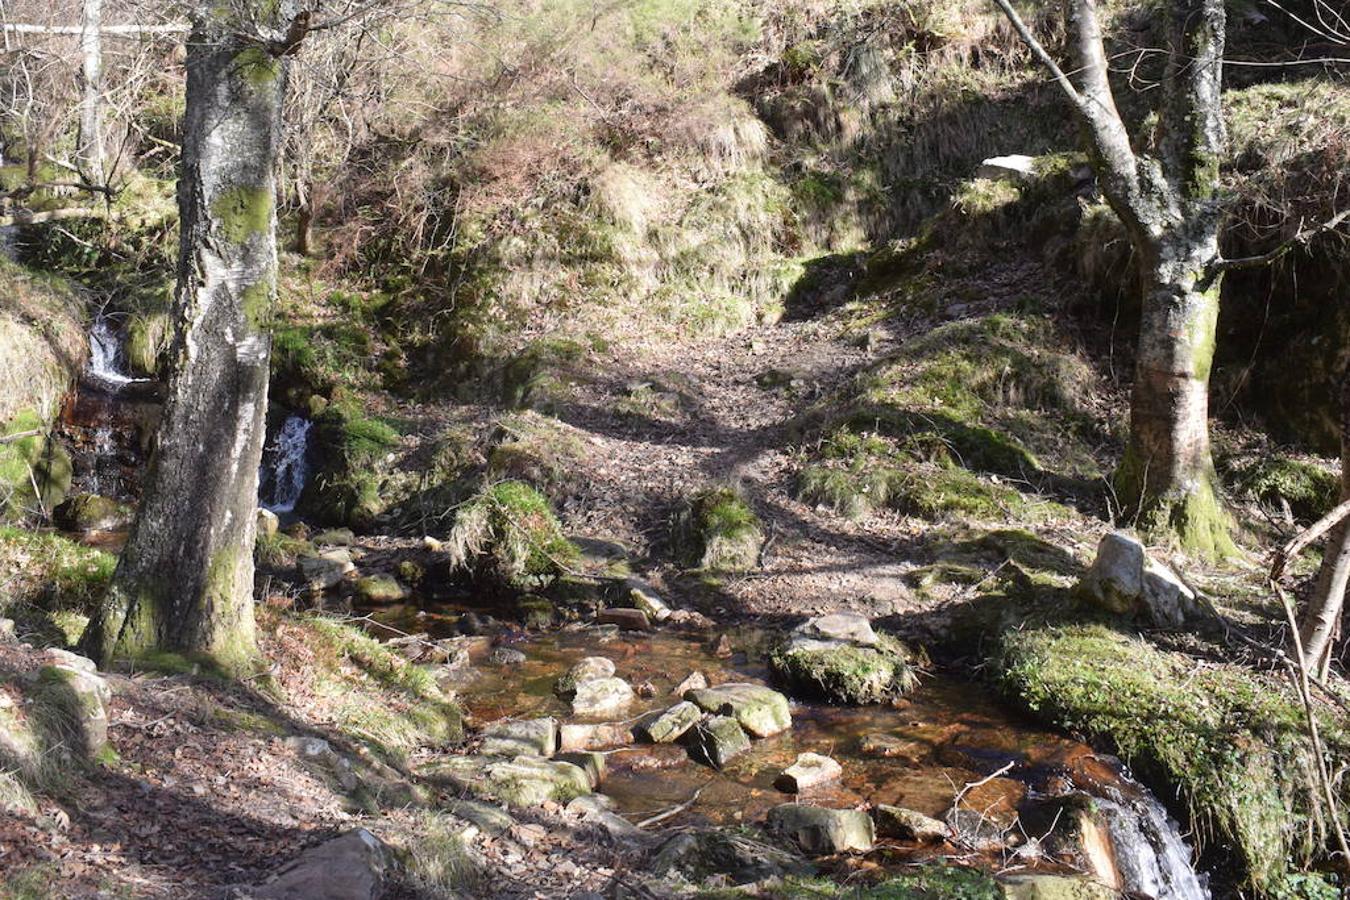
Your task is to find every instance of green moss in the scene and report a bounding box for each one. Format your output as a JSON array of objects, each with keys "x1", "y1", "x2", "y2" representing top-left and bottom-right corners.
[
  {"x1": 486, "y1": 412, "x2": 586, "y2": 500},
  {"x1": 235, "y1": 46, "x2": 281, "y2": 88},
  {"x1": 240, "y1": 279, "x2": 273, "y2": 331},
  {"x1": 994, "y1": 622, "x2": 1349, "y2": 894},
  {"x1": 447, "y1": 480, "x2": 579, "y2": 590},
  {"x1": 0, "y1": 411, "x2": 72, "y2": 521},
  {"x1": 0, "y1": 525, "x2": 115, "y2": 617},
  {"x1": 675, "y1": 487, "x2": 764, "y2": 571},
  {"x1": 741, "y1": 866, "x2": 1001, "y2": 899},
  {"x1": 1115, "y1": 450, "x2": 1237, "y2": 560},
  {"x1": 770, "y1": 633, "x2": 917, "y2": 705},
  {"x1": 211, "y1": 185, "x2": 273, "y2": 244},
  {"x1": 1223, "y1": 453, "x2": 1339, "y2": 523}
]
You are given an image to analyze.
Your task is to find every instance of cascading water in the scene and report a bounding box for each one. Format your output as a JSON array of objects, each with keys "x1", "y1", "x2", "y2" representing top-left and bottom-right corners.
[
  {"x1": 259, "y1": 415, "x2": 312, "y2": 514},
  {"x1": 87, "y1": 313, "x2": 141, "y2": 390},
  {"x1": 1093, "y1": 786, "x2": 1210, "y2": 900}
]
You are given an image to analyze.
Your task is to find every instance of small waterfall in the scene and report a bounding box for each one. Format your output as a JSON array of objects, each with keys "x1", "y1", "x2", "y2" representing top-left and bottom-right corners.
[
  {"x1": 87, "y1": 313, "x2": 141, "y2": 390},
  {"x1": 86, "y1": 425, "x2": 115, "y2": 495},
  {"x1": 1093, "y1": 789, "x2": 1209, "y2": 900},
  {"x1": 259, "y1": 415, "x2": 312, "y2": 514}
]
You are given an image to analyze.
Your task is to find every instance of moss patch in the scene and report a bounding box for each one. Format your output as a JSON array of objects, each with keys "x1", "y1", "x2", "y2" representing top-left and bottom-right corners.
[
  {"x1": 447, "y1": 480, "x2": 579, "y2": 591},
  {"x1": 211, "y1": 185, "x2": 274, "y2": 244},
  {"x1": 674, "y1": 487, "x2": 764, "y2": 572},
  {"x1": 770, "y1": 633, "x2": 917, "y2": 705}
]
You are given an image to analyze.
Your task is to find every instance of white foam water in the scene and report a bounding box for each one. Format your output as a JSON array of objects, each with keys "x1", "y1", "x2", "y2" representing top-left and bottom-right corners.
[
  {"x1": 1094, "y1": 788, "x2": 1210, "y2": 900},
  {"x1": 259, "y1": 415, "x2": 312, "y2": 514}
]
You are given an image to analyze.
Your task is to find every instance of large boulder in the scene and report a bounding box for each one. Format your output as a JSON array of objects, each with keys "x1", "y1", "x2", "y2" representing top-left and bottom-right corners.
[
  {"x1": 767, "y1": 803, "x2": 875, "y2": 854},
  {"x1": 251, "y1": 829, "x2": 395, "y2": 900},
  {"x1": 636, "y1": 701, "x2": 701, "y2": 744},
  {"x1": 685, "y1": 683, "x2": 791, "y2": 737},
  {"x1": 1077, "y1": 532, "x2": 1200, "y2": 628},
  {"x1": 769, "y1": 613, "x2": 916, "y2": 705}
]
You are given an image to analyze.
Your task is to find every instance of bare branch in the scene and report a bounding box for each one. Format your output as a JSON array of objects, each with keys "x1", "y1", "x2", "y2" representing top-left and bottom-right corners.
[
  {"x1": 988, "y1": 0, "x2": 1085, "y2": 109},
  {"x1": 1218, "y1": 208, "x2": 1350, "y2": 273},
  {"x1": 1270, "y1": 495, "x2": 1350, "y2": 581}
]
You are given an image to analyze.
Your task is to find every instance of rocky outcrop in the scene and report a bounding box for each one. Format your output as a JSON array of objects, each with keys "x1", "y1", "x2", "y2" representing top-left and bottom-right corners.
[
  {"x1": 769, "y1": 613, "x2": 916, "y2": 705},
  {"x1": 1077, "y1": 532, "x2": 1200, "y2": 628}
]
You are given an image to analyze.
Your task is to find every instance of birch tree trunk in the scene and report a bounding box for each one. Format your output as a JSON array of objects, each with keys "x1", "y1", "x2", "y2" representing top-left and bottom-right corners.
[
  {"x1": 81, "y1": 1, "x2": 297, "y2": 671},
  {"x1": 994, "y1": 0, "x2": 1236, "y2": 556},
  {"x1": 1302, "y1": 377, "x2": 1350, "y2": 677},
  {"x1": 77, "y1": 0, "x2": 104, "y2": 184}
]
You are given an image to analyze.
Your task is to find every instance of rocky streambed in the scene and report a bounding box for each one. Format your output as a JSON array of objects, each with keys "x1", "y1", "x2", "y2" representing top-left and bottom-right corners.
[{"x1": 359, "y1": 606, "x2": 1211, "y2": 898}]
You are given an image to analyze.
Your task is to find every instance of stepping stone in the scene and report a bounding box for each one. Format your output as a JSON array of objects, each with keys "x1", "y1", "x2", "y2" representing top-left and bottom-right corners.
[
  {"x1": 874, "y1": 804, "x2": 950, "y2": 843},
  {"x1": 685, "y1": 683, "x2": 791, "y2": 737},
  {"x1": 555, "y1": 657, "x2": 615, "y2": 698},
  {"x1": 422, "y1": 754, "x2": 591, "y2": 807},
  {"x1": 572, "y1": 677, "x2": 635, "y2": 717},
  {"x1": 635, "y1": 701, "x2": 700, "y2": 744},
  {"x1": 691, "y1": 715, "x2": 750, "y2": 769},
  {"x1": 597, "y1": 608, "x2": 651, "y2": 631},
  {"x1": 627, "y1": 579, "x2": 671, "y2": 622},
  {"x1": 559, "y1": 722, "x2": 633, "y2": 751},
  {"x1": 481, "y1": 718, "x2": 558, "y2": 757},
  {"x1": 774, "y1": 752, "x2": 842, "y2": 793},
  {"x1": 767, "y1": 804, "x2": 875, "y2": 854},
  {"x1": 354, "y1": 574, "x2": 408, "y2": 603},
  {"x1": 770, "y1": 614, "x2": 915, "y2": 705}
]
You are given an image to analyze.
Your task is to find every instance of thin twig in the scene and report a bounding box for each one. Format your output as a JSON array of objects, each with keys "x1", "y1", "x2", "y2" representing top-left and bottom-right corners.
[{"x1": 635, "y1": 781, "x2": 709, "y2": 828}]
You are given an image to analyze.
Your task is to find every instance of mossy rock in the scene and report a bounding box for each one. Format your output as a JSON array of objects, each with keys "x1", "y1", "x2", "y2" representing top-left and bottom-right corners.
[
  {"x1": 770, "y1": 625, "x2": 917, "y2": 706},
  {"x1": 1223, "y1": 452, "x2": 1339, "y2": 523},
  {"x1": 447, "y1": 480, "x2": 579, "y2": 591},
  {"x1": 354, "y1": 574, "x2": 408, "y2": 604},
  {"x1": 0, "y1": 412, "x2": 72, "y2": 522},
  {"x1": 673, "y1": 487, "x2": 764, "y2": 571},
  {"x1": 53, "y1": 494, "x2": 132, "y2": 533}
]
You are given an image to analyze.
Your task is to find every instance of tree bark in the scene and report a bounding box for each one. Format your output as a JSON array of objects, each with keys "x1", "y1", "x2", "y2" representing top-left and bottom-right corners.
[
  {"x1": 76, "y1": 0, "x2": 105, "y2": 185},
  {"x1": 81, "y1": 2, "x2": 295, "y2": 671},
  {"x1": 1302, "y1": 376, "x2": 1350, "y2": 677}
]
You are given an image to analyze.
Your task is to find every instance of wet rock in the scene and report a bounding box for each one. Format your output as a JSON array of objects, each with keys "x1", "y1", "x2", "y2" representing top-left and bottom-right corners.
[
  {"x1": 770, "y1": 613, "x2": 916, "y2": 705},
  {"x1": 690, "y1": 715, "x2": 750, "y2": 768},
  {"x1": 767, "y1": 804, "x2": 875, "y2": 854},
  {"x1": 774, "y1": 752, "x2": 842, "y2": 793},
  {"x1": 636, "y1": 701, "x2": 701, "y2": 744},
  {"x1": 555, "y1": 751, "x2": 605, "y2": 788},
  {"x1": 1078, "y1": 532, "x2": 1200, "y2": 628},
  {"x1": 313, "y1": 527, "x2": 357, "y2": 546},
  {"x1": 649, "y1": 828, "x2": 814, "y2": 886},
  {"x1": 353, "y1": 574, "x2": 408, "y2": 603},
  {"x1": 672, "y1": 671, "x2": 706, "y2": 695},
  {"x1": 286, "y1": 736, "x2": 358, "y2": 791},
  {"x1": 708, "y1": 633, "x2": 734, "y2": 658},
  {"x1": 299, "y1": 549, "x2": 355, "y2": 590},
  {"x1": 627, "y1": 579, "x2": 671, "y2": 622},
  {"x1": 597, "y1": 608, "x2": 651, "y2": 631},
  {"x1": 559, "y1": 722, "x2": 633, "y2": 751},
  {"x1": 53, "y1": 493, "x2": 131, "y2": 533},
  {"x1": 859, "y1": 733, "x2": 927, "y2": 763},
  {"x1": 874, "y1": 805, "x2": 950, "y2": 843},
  {"x1": 489, "y1": 646, "x2": 527, "y2": 667},
  {"x1": 572, "y1": 677, "x2": 634, "y2": 718},
  {"x1": 256, "y1": 508, "x2": 280, "y2": 538},
  {"x1": 636, "y1": 680, "x2": 658, "y2": 698},
  {"x1": 481, "y1": 718, "x2": 557, "y2": 757},
  {"x1": 555, "y1": 656, "x2": 615, "y2": 698},
  {"x1": 38, "y1": 650, "x2": 110, "y2": 757},
  {"x1": 422, "y1": 754, "x2": 591, "y2": 806},
  {"x1": 685, "y1": 683, "x2": 791, "y2": 738},
  {"x1": 999, "y1": 873, "x2": 1123, "y2": 900},
  {"x1": 250, "y1": 828, "x2": 394, "y2": 900}
]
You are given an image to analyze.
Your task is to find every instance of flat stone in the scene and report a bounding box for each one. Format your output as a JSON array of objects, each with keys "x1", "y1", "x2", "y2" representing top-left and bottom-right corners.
[
  {"x1": 572, "y1": 677, "x2": 634, "y2": 718},
  {"x1": 636, "y1": 701, "x2": 701, "y2": 744},
  {"x1": 313, "y1": 528, "x2": 356, "y2": 546},
  {"x1": 423, "y1": 754, "x2": 591, "y2": 807},
  {"x1": 774, "y1": 752, "x2": 842, "y2": 793},
  {"x1": 354, "y1": 574, "x2": 408, "y2": 603},
  {"x1": 691, "y1": 715, "x2": 750, "y2": 769},
  {"x1": 685, "y1": 683, "x2": 791, "y2": 738},
  {"x1": 627, "y1": 579, "x2": 671, "y2": 622},
  {"x1": 860, "y1": 733, "x2": 926, "y2": 762},
  {"x1": 567, "y1": 795, "x2": 650, "y2": 844},
  {"x1": 874, "y1": 804, "x2": 950, "y2": 842},
  {"x1": 252, "y1": 828, "x2": 394, "y2": 900},
  {"x1": 793, "y1": 612, "x2": 878, "y2": 646},
  {"x1": 559, "y1": 722, "x2": 633, "y2": 751},
  {"x1": 298, "y1": 549, "x2": 354, "y2": 590},
  {"x1": 650, "y1": 828, "x2": 814, "y2": 885},
  {"x1": 976, "y1": 154, "x2": 1037, "y2": 182},
  {"x1": 597, "y1": 608, "x2": 651, "y2": 631},
  {"x1": 555, "y1": 656, "x2": 616, "y2": 698},
  {"x1": 555, "y1": 751, "x2": 605, "y2": 788},
  {"x1": 673, "y1": 671, "x2": 707, "y2": 695},
  {"x1": 767, "y1": 804, "x2": 875, "y2": 854},
  {"x1": 481, "y1": 718, "x2": 557, "y2": 757}
]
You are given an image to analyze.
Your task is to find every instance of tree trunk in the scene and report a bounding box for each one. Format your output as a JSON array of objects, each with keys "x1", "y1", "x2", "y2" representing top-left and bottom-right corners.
[
  {"x1": 1116, "y1": 233, "x2": 1236, "y2": 557},
  {"x1": 77, "y1": 0, "x2": 105, "y2": 185},
  {"x1": 81, "y1": 5, "x2": 292, "y2": 671},
  {"x1": 1301, "y1": 376, "x2": 1350, "y2": 677}
]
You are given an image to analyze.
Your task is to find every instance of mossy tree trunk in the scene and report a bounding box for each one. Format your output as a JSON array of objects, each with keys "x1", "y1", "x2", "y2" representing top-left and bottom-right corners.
[
  {"x1": 1302, "y1": 376, "x2": 1350, "y2": 677},
  {"x1": 995, "y1": 0, "x2": 1234, "y2": 556},
  {"x1": 81, "y1": 1, "x2": 302, "y2": 672}
]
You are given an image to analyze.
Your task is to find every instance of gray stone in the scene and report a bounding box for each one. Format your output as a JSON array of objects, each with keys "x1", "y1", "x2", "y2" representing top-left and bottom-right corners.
[
  {"x1": 299, "y1": 549, "x2": 354, "y2": 590},
  {"x1": 481, "y1": 718, "x2": 557, "y2": 757},
  {"x1": 874, "y1": 804, "x2": 950, "y2": 843},
  {"x1": 793, "y1": 612, "x2": 878, "y2": 646},
  {"x1": 353, "y1": 574, "x2": 408, "y2": 603},
  {"x1": 672, "y1": 671, "x2": 706, "y2": 695},
  {"x1": 946, "y1": 806, "x2": 1008, "y2": 852},
  {"x1": 636, "y1": 701, "x2": 700, "y2": 743},
  {"x1": 770, "y1": 615, "x2": 915, "y2": 705},
  {"x1": 558, "y1": 722, "x2": 632, "y2": 751},
  {"x1": 444, "y1": 798, "x2": 515, "y2": 836},
  {"x1": 691, "y1": 715, "x2": 750, "y2": 769},
  {"x1": 0, "y1": 618, "x2": 14, "y2": 640},
  {"x1": 1078, "y1": 532, "x2": 1200, "y2": 628},
  {"x1": 256, "y1": 508, "x2": 280, "y2": 538},
  {"x1": 489, "y1": 646, "x2": 527, "y2": 666},
  {"x1": 252, "y1": 828, "x2": 394, "y2": 900},
  {"x1": 555, "y1": 751, "x2": 605, "y2": 789},
  {"x1": 422, "y1": 754, "x2": 591, "y2": 807},
  {"x1": 313, "y1": 528, "x2": 357, "y2": 546},
  {"x1": 774, "y1": 752, "x2": 842, "y2": 793},
  {"x1": 555, "y1": 656, "x2": 615, "y2": 697},
  {"x1": 685, "y1": 683, "x2": 791, "y2": 737},
  {"x1": 38, "y1": 652, "x2": 110, "y2": 757},
  {"x1": 597, "y1": 607, "x2": 651, "y2": 631},
  {"x1": 976, "y1": 154, "x2": 1037, "y2": 182},
  {"x1": 572, "y1": 677, "x2": 634, "y2": 718},
  {"x1": 627, "y1": 579, "x2": 671, "y2": 622},
  {"x1": 650, "y1": 828, "x2": 814, "y2": 885},
  {"x1": 567, "y1": 795, "x2": 650, "y2": 844},
  {"x1": 287, "y1": 736, "x2": 359, "y2": 792},
  {"x1": 767, "y1": 804, "x2": 875, "y2": 854}
]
